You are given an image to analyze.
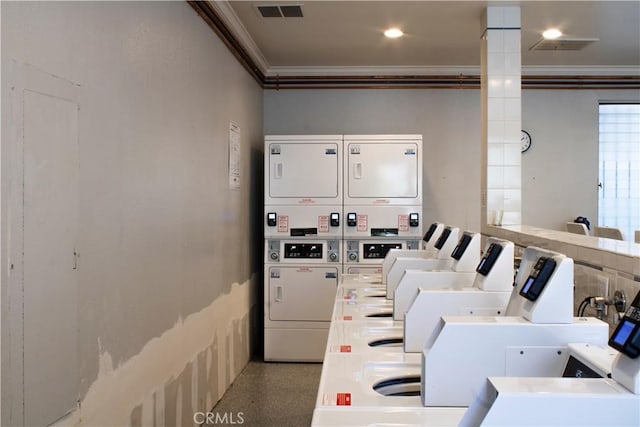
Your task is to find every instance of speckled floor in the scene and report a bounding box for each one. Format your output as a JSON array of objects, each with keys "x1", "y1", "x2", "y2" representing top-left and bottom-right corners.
[{"x1": 207, "y1": 360, "x2": 322, "y2": 427}]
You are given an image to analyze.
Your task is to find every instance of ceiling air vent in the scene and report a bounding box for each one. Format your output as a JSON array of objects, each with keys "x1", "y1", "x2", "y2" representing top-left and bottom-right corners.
[
  {"x1": 256, "y1": 4, "x2": 303, "y2": 18},
  {"x1": 530, "y1": 38, "x2": 599, "y2": 51}
]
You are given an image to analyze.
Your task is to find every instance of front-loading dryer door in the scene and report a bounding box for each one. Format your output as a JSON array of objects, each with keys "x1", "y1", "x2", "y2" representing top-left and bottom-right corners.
[
  {"x1": 268, "y1": 142, "x2": 340, "y2": 201},
  {"x1": 268, "y1": 266, "x2": 338, "y2": 321},
  {"x1": 346, "y1": 142, "x2": 419, "y2": 200}
]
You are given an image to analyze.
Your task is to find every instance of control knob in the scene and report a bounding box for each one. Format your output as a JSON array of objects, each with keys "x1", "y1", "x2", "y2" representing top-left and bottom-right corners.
[
  {"x1": 270, "y1": 252, "x2": 279, "y2": 261},
  {"x1": 329, "y1": 252, "x2": 338, "y2": 262},
  {"x1": 348, "y1": 253, "x2": 357, "y2": 261}
]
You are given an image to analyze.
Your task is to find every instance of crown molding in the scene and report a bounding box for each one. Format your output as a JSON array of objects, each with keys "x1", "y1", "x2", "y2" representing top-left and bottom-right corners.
[
  {"x1": 522, "y1": 65, "x2": 640, "y2": 76},
  {"x1": 265, "y1": 65, "x2": 481, "y2": 77},
  {"x1": 266, "y1": 65, "x2": 640, "y2": 78},
  {"x1": 207, "y1": 0, "x2": 270, "y2": 75}
]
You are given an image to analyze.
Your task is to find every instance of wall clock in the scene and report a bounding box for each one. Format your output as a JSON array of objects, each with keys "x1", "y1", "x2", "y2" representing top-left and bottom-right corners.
[{"x1": 521, "y1": 130, "x2": 532, "y2": 153}]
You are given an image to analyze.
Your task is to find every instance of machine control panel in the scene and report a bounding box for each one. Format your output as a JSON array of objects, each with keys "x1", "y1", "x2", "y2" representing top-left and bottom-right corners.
[
  {"x1": 267, "y1": 240, "x2": 280, "y2": 261},
  {"x1": 284, "y1": 243, "x2": 323, "y2": 259},
  {"x1": 519, "y1": 257, "x2": 557, "y2": 301},
  {"x1": 267, "y1": 212, "x2": 277, "y2": 227},
  {"x1": 423, "y1": 223, "x2": 438, "y2": 242},
  {"x1": 476, "y1": 243, "x2": 503, "y2": 276},
  {"x1": 330, "y1": 213, "x2": 340, "y2": 227},
  {"x1": 434, "y1": 227, "x2": 452, "y2": 250},
  {"x1": 609, "y1": 290, "x2": 640, "y2": 358},
  {"x1": 346, "y1": 240, "x2": 359, "y2": 262},
  {"x1": 327, "y1": 239, "x2": 340, "y2": 263},
  {"x1": 451, "y1": 233, "x2": 473, "y2": 261},
  {"x1": 363, "y1": 243, "x2": 402, "y2": 259},
  {"x1": 409, "y1": 213, "x2": 419, "y2": 227},
  {"x1": 347, "y1": 213, "x2": 357, "y2": 227}
]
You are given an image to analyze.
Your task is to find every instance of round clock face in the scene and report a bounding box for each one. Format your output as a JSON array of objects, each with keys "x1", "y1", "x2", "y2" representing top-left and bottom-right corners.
[{"x1": 521, "y1": 130, "x2": 532, "y2": 153}]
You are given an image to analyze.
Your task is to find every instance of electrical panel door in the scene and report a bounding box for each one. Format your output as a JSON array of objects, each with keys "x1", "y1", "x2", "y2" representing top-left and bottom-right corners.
[
  {"x1": 266, "y1": 136, "x2": 342, "y2": 205},
  {"x1": 268, "y1": 266, "x2": 338, "y2": 321}
]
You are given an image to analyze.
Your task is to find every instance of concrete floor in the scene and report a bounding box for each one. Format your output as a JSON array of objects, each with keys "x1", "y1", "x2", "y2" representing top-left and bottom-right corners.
[{"x1": 207, "y1": 360, "x2": 322, "y2": 427}]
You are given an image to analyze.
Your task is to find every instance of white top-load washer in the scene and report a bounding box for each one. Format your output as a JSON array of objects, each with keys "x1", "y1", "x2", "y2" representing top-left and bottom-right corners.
[
  {"x1": 336, "y1": 222, "x2": 446, "y2": 291},
  {"x1": 312, "y1": 352, "x2": 467, "y2": 426},
  {"x1": 419, "y1": 246, "x2": 609, "y2": 407},
  {"x1": 325, "y1": 322, "x2": 405, "y2": 355},
  {"x1": 402, "y1": 238, "x2": 515, "y2": 352},
  {"x1": 337, "y1": 223, "x2": 455, "y2": 299},
  {"x1": 383, "y1": 225, "x2": 459, "y2": 294},
  {"x1": 391, "y1": 231, "x2": 484, "y2": 319},
  {"x1": 326, "y1": 238, "x2": 515, "y2": 357},
  {"x1": 333, "y1": 231, "x2": 483, "y2": 322},
  {"x1": 315, "y1": 352, "x2": 422, "y2": 408},
  {"x1": 332, "y1": 300, "x2": 395, "y2": 322},
  {"x1": 460, "y1": 289, "x2": 640, "y2": 426}
]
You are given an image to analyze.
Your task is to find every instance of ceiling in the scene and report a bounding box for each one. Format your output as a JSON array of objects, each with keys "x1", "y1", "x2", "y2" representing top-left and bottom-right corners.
[{"x1": 213, "y1": 0, "x2": 640, "y2": 77}]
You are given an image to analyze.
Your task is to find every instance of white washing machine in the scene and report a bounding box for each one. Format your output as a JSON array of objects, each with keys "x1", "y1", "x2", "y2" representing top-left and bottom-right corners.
[
  {"x1": 418, "y1": 247, "x2": 610, "y2": 407},
  {"x1": 339, "y1": 222, "x2": 446, "y2": 288},
  {"x1": 392, "y1": 233, "x2": 501, "y2": 320},
  {"x1": 461, "y1": 309, "x2": 640, "y2": 427},
  {"x1": 332, "y1": 299, "x2": 395, "y2": 322},
  {"x1": 264, "y1": 238, "x2": 342, "y2": 361},
  {"x1": 316, "y1": 352, "x2": 423, "y2": 410},
  {"x1": 325, "y1": 322, "x2": 405, "y2": 355},
  {"x1": 335, "y1": 286, "x2": 387, "y2": 303},
  {"x1": 403, "y1": 238, "x2": 515, "y2": 352},
  {"x1": 265, "y1": 135, "x2": 343, "y2": 206},
  {"x1": 380, "y1": 222, "x2": 449, "y2": 289}
]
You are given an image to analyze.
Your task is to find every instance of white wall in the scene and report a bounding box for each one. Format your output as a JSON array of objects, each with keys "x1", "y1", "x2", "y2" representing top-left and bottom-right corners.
[
  {"x1": 522, "y1": 89, "x2": 640, "y2": 231},
  {"x1": 1, "y1": 2, "x2": 263, "y2": 426},
  {"x1": 264, "y1": 87, "x2": 640, "y2": 233}
]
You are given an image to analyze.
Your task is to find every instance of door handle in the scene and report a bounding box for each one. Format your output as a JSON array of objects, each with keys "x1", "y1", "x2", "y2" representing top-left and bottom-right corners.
[
  {"x1": 274, "y1": 162, "x2": 283, "y2": 179},
  {"x1": 275, "y1": 285, "x2": 283, "y2": 302},
  {"x1": 354, "y1": 163, "x2": 363, "y2": 179},
  {"x1": 73, "y1": 249, "x2": 79, "y2": 270},
  {"x1": 598, "y1": 182, "x2": 603, "y2": 189}
]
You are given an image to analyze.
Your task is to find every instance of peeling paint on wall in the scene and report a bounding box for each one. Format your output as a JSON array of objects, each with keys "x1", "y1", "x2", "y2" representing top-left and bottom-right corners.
[{"x1": 53, "y1": 279, "x2": 254, "y2": 427}]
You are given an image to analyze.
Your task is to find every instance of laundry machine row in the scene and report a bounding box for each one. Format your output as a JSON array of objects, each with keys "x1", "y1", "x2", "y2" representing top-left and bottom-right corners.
[{"x1": 311, "y1": 241, "x2": 640, "y2": 427}]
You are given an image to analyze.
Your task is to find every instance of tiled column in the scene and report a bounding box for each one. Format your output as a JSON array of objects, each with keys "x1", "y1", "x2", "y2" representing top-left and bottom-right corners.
[{"x1": 481, "y1": 6, "x2": 522, "y2": 229}]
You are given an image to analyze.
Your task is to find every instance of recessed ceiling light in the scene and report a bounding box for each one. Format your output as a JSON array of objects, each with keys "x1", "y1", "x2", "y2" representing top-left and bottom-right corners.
[
  {"x1": 542, "y1": 28, "x2": 562, "y2": 40},
  {"x1": 384, "y1": 28, "x2": 403, "y2": 39}
]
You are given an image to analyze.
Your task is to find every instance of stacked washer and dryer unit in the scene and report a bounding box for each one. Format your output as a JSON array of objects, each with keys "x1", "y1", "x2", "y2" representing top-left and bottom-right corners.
[{"x1": 264, "y1": 135, "x2": 423, "y2": 362}]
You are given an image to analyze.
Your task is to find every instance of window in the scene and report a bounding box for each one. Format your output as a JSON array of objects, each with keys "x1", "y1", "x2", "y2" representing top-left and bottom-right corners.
[{"x1": 598, "y1": 104, "x2": 640, "y2": 241}]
